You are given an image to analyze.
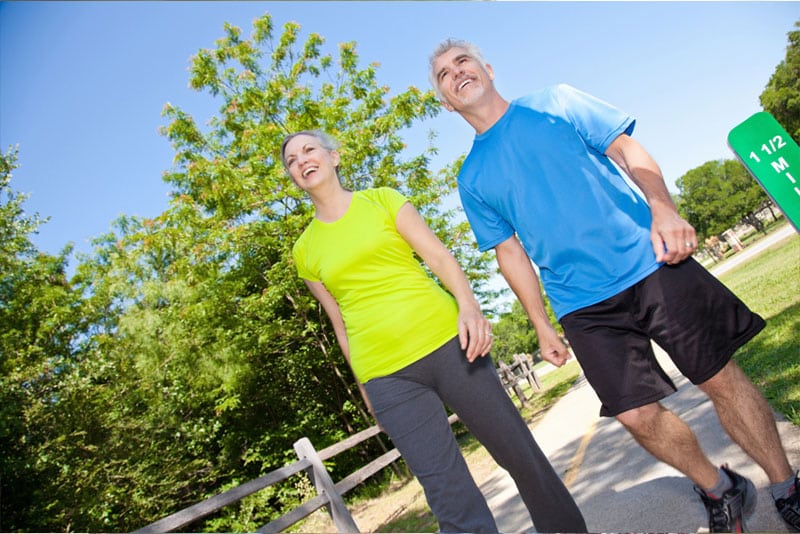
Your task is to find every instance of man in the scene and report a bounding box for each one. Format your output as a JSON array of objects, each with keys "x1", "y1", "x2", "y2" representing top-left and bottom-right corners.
[{"x1": 429, "y1": 38, "x2": 799, "y2": 533}]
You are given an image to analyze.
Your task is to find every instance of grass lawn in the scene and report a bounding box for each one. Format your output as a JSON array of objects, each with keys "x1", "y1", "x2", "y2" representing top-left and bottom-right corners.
[{"x1": 717, "y1": 228, "x2": 799, "y2": 424}]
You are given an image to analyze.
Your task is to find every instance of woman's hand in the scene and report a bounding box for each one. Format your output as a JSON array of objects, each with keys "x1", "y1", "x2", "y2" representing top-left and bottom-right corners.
[{"x1": 458, "y1": 304, "x2": 493, "y2": 362}]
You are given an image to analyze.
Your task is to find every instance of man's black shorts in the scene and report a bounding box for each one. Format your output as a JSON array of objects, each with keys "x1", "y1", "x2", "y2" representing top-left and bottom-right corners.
[{"x1": 560, "y1": 258, "x2": 765, "y2": 417}]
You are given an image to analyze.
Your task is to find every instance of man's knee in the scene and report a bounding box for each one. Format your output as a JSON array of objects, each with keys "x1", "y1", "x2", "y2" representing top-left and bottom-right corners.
[
  {"x1": 698, "y1": 360, "x2": 747, "y2": 397},
  {"x1": 616, "y1": 402, "x2": 664, "y2": 431},
  {"x1": 615, "y1": 402, "x2": 665, "y2": 435}
]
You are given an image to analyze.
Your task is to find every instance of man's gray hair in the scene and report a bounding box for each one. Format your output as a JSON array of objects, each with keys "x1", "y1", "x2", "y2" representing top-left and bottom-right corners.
[{"x1": 428, "y1": 38, "x2": 489, "y2": 100}]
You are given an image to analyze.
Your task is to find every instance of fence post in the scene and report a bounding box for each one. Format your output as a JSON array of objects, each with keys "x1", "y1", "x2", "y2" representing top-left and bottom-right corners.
[
  {"x1": 515, "y1": 353, "x2": 542, "y2": 392},
  {"x1": 293, "y1": 437, "x2": 360, "y2": 533},
  {"x1": 498, "y1": 360, "x2": 529, "y2": 407}
]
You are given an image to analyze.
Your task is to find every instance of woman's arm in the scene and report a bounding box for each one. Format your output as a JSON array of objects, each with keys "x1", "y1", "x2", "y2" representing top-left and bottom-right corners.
[
  {"x1": 394, "y1": 202, "x2": 493, "y2": 362},
  {"x1": 303, "y1": 279, "x2": 374, "y2": 417},
  {"x1": 304, "y1": 279, "x2": 349, "y2": 359}
]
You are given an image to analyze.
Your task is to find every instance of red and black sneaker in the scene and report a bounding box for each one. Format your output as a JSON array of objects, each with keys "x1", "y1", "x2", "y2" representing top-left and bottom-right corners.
[{"x1": 694, "y1": 466, "x2": 757, "y2": 533}]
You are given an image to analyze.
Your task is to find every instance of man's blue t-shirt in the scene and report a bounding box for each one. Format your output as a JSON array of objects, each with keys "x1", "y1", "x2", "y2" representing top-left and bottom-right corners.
[{"x1": 458, "y1": 84, "x2": 661, "y2": 319}]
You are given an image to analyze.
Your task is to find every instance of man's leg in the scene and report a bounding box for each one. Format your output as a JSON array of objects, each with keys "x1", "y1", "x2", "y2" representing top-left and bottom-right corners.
[
  {"x1": 615, "y1": 401, "x2": 720, "y2": 488},
  {"x1": 698, "y1": 360, "x2": 793, "y2": 484}
]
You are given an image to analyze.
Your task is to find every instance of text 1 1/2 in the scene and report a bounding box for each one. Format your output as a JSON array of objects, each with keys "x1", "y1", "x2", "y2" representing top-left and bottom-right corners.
[{"x1": 749, "y1": 134, "x2": 788, "y2": 163}]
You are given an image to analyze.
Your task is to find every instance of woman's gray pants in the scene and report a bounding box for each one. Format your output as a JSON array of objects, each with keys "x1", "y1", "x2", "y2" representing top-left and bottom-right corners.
[{"x1": 364, "y1": 336, "x2": 586, "y2": 533}]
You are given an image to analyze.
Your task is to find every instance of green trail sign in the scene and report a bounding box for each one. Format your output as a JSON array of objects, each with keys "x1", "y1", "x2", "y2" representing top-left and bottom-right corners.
[{"x1": 728, "y1": 111, "x2": 800, "y2": 233}]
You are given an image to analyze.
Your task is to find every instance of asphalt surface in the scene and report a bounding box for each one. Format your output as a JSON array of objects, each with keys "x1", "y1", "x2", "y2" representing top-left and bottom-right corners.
[{"x1": 481, "y1": 226, "x2": 800, "y2": 533}]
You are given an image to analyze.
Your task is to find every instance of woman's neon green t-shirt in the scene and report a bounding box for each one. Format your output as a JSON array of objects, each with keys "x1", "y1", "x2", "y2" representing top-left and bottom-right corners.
[{"x1": 292, "y1": 188, "x2": 459, "y2": 383}]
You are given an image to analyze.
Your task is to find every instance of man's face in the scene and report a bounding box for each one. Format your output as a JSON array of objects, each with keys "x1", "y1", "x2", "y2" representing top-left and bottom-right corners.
[{"x1": 432, "y1": 47, "x2": 494, "y2": 111}]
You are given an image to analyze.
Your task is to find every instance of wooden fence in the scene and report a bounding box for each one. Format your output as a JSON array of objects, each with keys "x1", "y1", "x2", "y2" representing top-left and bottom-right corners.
[
  {"x1": 133, "y1": 413, "x2": 459, "y2": 533},
  {"x1": 497, "y1": 353, "x2": 542, "y2": 407},
  {"x1": 134, "y1": 355, "x2": 541, "y2": 533}
]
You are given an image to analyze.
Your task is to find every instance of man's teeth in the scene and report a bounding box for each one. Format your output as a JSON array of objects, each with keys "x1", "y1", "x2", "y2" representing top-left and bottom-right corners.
[{"x1": 459, "y1": 79, "x2": 471, "y2": 91}]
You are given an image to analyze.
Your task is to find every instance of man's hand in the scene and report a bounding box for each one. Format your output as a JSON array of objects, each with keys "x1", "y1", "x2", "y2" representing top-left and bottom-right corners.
[
  {"x1": 537, "y1": 325, "x2": 572, "y2": 367},
  {"x1": 650, "y1": 203, "x2": 698, "y2": 264}
]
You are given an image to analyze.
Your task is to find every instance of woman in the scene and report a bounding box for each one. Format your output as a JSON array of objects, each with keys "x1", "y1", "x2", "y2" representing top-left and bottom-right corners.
[{"x1": 282, "y1": 130, "x2": 586, "y2": 533}]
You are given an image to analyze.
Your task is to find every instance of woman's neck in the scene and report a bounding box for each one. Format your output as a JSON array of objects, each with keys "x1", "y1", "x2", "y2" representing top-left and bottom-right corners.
[{"x1": 310, "y1": 185, "x2": 353, "y2": 223}]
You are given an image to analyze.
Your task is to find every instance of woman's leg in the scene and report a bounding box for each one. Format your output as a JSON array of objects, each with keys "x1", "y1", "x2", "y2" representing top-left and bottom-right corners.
[
  {"x1": 364, "y1": 368, "x2": 497, "y2": 533},
  {"x1": 431, "y1": 338, "x2": 587, "y2": 533}
]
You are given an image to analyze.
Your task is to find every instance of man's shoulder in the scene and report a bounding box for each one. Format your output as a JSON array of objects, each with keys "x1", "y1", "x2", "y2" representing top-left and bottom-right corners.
[{"x1": 513, "y1": 84, "x2": 574, "y2": 109}]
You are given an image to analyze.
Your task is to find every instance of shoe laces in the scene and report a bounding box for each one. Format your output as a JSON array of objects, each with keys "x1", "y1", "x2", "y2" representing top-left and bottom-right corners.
[
  {"x1": 776, "y1": 472, "x2": 800, "y2": 528},
  {"x1": 695, "y1": 486, "x2": 744, "y2": 532}
]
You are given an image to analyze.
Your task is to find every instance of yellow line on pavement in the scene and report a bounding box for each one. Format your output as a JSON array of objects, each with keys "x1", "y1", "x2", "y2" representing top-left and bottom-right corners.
[{"x1": 563, "y1": 420, "x2": 597, "y2": 489}]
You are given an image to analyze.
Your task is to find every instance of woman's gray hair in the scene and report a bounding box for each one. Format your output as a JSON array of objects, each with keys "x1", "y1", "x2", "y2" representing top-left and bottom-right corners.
[
  {"x1": 280, "y1": 130, "x2": 340, "y2": 171},
  {"x1": 428, "y1": 38, "x2": 489, "y2": 100}
]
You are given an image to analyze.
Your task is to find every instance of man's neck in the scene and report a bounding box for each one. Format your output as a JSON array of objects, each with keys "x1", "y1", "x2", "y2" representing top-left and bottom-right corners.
[{"x1": 462, "y1": 94, "x2": 510, "y2": 135}]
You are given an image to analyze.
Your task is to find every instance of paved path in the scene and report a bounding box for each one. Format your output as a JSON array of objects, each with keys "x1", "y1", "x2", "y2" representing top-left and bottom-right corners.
[
  {"x1": 707, "y1": 224, "x2": 795, "y2": 277},
  {"x1": 482, "y1": 226, "x2": 799, "y2": 532}
]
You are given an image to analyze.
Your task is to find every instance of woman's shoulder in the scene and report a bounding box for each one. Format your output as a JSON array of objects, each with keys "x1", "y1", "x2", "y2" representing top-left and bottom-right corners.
[
  {"x1": 356, "y1": 187, "x2": 407, "y2": 212},
  {"x1": 358, "y1": 186, "x2": 405, "y2": 200}
]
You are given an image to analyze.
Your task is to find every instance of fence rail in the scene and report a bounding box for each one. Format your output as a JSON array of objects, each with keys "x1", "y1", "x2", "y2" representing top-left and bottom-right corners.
[
  {"x1": 134, "y1": 413, "x2": 459, "y2": 533},
  {"x1": 134, "y1": 354, "x2": 542, "y2": 533}
]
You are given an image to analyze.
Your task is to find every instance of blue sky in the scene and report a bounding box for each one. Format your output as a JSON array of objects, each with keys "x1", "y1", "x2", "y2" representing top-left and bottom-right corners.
[{"x1": 1, "y1": 1, "x2": 798, "y2": 261}]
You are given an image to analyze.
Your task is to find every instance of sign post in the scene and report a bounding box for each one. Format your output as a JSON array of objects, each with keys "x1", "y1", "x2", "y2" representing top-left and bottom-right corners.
[{"x1": 727, "y1": 111, "x2": 800, "y2": 232}]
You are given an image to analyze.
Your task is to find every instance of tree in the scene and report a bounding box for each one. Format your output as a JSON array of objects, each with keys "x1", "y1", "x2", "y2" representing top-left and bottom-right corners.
[
  {"x1": 16, "y1": 15, "x2": 494, "y2": 532},
  {"x1": 0, "y1": 146, "x2": 88, "y2": 530},
  {"x1": 492, "y1": 298, "x2": 561, "y2": 364},
  {"x1": 760, "y1": 19, "x2": 800, "y2": 142},
  {"x1": 676, "y1": 159, "x2": 770, "y2": 243}
]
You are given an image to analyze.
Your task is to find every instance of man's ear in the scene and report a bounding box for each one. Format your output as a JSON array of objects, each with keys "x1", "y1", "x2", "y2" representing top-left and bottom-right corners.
[
  {"x1": 440, "y1": 98, "x2": 455, "y2": 112},
  {"x1": 485, "y1": 63, "x2": 495, "y2": 81}
]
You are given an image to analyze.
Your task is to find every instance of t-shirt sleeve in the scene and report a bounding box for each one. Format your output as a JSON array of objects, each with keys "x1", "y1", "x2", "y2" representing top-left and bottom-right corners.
[
  {"x1": 370, "y1": 187, "x2": 409, "y2": 220},
  {"x1": 292, "y1": 233, "x2": 319, "y2": 282},
  {"x1": 553, "y1": 83, "x2": 636, "y2": 153},
  {"x1": 458, "y1": 182, "x2": 514, "y2": 252}
]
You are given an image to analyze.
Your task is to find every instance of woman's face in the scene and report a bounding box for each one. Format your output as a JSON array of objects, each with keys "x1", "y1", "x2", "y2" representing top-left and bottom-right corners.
[{"x1": 283, "y1": 134, "x2": 340, "y2": 191}]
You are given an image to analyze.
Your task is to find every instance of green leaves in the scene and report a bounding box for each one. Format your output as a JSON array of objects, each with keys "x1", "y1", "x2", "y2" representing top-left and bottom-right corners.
[
  {"x1": 760, "y1": 20, "x2": 800, "y2": 143},
  {"x1": 676, "y1": 159, "x2": 769, "y2": 241}
]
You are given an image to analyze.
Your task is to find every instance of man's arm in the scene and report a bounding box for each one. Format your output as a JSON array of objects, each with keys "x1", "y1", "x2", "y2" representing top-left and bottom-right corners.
[
  {"x1": 605, "y1": 133, "x2": 697, "y2": 265},
  {"x1": 494, "y1": 235, "x2": 573, "y2": 367}
]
